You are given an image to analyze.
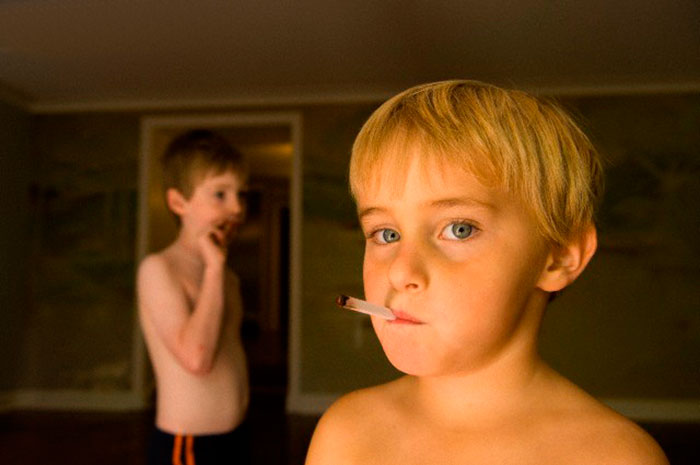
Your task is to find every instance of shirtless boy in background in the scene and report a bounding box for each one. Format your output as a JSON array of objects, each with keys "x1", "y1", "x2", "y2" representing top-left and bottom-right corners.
[{"x1": 137, "y1": 129, "x2": 250, "y2": 464}]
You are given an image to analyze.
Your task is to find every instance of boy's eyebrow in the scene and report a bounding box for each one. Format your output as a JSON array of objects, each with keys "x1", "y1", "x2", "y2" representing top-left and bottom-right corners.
[
  {"x1": 358, "y1": 197, "x2": 495, "y2": 221},
  {"x1": 357, "y1": 207, "x2": 386, "y2": 221},
  {"x1": 209, "y1": 180, "x2": 239, "y2": 189},
  {"x1": 429, "y1": 197, "x2": 496, "y2": 211}
]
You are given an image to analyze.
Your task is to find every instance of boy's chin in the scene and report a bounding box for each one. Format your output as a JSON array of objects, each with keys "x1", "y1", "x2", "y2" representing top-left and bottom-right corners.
[{"x1": 382, "y1": 346, "x2": 441, "y2": 377}]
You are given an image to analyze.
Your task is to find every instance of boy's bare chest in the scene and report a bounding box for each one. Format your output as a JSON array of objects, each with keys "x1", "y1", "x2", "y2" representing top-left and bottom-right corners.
[
  {"x1": 180, "y1": 274, "x2": 203, "y2": 308},
  {"x1": 352, "y1": 417, "x2": 581, "y2": 465},
  {"x1": 177, "y1": 270, "x2": 204, "y2": 307},
  {"x1": 178, "y1": 271, "x2": 237, "y2": 323}
]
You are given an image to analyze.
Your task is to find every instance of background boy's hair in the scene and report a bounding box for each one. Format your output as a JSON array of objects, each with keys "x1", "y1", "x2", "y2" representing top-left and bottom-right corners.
[
  {"x1": 350, "y1": 80, "x2": 604, "y2": 245},
  {"x1": 161, "y1": 129, "x2": 247, "y2": 199}
]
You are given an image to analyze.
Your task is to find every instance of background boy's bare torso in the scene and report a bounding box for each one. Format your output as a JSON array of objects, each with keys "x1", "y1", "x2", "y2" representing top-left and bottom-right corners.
[{"x1": 140, "y1": 250, "x2": 249, "y2": 435}]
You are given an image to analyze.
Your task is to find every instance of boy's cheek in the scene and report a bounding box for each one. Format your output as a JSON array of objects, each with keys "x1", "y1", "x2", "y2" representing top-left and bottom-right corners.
[
  {"x1": 362, "y1": 262, "x2": 387, "y2": 300},
  {"x1": 363, "y1": 243, "x2": 397, "y2": 267},
  {"x1": 362, "y1": 251, "x2": 380, "y2": 279}
]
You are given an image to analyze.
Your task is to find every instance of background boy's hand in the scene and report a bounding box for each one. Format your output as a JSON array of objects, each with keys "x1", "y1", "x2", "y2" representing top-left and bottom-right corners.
[
  {"x1": 220, "y1": 218, "x2": 237, "y2": 246},
  {"x1": 198, "y1": 228, "x2": 228, "y2": 268}
]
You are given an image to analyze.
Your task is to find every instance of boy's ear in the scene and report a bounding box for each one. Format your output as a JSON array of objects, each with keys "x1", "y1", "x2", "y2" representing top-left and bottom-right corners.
[
  {"x1": 165, "y1": 188, "x2": 187, "y2": 216},
  {"x1": 537, "y1": 225, "x2": 597, "y2": 293}
]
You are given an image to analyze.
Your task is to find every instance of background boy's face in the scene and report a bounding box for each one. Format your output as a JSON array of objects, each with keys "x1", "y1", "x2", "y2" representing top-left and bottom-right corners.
[
  {"x1": 356, "y1": 150, "x2": 553, "y2": 377},
  {"x1": 178, "y1": 169, "x2": 247, "y2": 245}
]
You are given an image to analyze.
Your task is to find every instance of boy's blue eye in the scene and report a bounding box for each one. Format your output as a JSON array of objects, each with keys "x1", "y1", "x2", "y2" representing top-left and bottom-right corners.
[
  {"x1": 442, "y1": 222, "x2": 474, "y2": 240},
  {"x1": 375, "y1": 228, "x2": 400, "y2": 244}
]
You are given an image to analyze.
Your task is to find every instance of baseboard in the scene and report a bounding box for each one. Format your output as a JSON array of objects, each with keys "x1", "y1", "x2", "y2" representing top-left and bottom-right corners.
[
  {"x1": 285, "y1": 391, "x2": 700, "y2": 423},
  {"x1": 0, "y1": 391, "x2": 13, "y2": 411},
  {"x1": 0, "y1": 82, "x2": 30, "y2": 110},
  {"x1": 3, "y1": 389, "x2": 697, "y2": 422},
  {"x1": 604, "y1": 398, "x2": 700, "y2": 423},
  {"x1": 0, "y1": 389, "x2": 147, "y2": 412}
]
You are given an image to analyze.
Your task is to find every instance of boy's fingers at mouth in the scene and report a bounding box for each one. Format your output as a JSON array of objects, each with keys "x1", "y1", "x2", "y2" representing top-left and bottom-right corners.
[
  {"x1": 208, "y1": 231, "x2": 221, "y2": 245},
  {"x1": 209, "y1": 230, "x2": 229, "y2": 251},
  {"x1": 219, "y1": 219, "x2": 239, "y2": 242}
]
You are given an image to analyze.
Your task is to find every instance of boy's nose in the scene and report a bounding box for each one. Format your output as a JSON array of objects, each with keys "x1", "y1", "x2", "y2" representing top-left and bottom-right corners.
[
  {"x1": 228, "y1": 195, "x2": 244, "y2": 215},
  {"x1": 387, "y1": 242, "x2": 429, "y2": 293}
]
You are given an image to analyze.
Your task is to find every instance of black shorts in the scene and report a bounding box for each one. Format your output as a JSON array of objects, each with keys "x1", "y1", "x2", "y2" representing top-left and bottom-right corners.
[{"x1": 147, "y1": 422, "x2": 251, "y2": 465}]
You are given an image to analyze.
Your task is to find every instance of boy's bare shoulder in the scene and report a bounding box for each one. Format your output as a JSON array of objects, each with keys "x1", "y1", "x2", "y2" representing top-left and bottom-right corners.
[
  {"x1": 137, "y1": 252, "x2": 172, "y2": 284},
  {"x1": 136, "y1": 251, "x2": 184, "y2": 308},
  {"x1": 562, "y1": 406, "x2": 667, "y2": 464},
  {"x1": 326, "y1": 377, "x2": 401, "y2": 420},
  {"x1": 315, "y1": 378, "x2": 402, "y2": 433},
  {"x1": 599, "y1": 417, "x2": 668, "y2": 465},
  {"x1": 539, "y1": 380, "x2": 668, "y2": 465},
  {"x1": 305, "y1": 378, "x2": 407, "y2": 464}
]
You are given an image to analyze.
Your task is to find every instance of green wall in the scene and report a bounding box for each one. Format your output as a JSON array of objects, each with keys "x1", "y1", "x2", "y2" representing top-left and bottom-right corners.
[
  {"x1": 0, "y1": 100, "x2": 31, "y2": 390},
  {"x1": 540, "y1": 94, "x2": 700, "y2": 397},
  {"x1": 25, "y1": 113, "x2": 139, "y2": 389},
  {"x1": 300, "y1": 105, "x2": 401, "y2": 392}
]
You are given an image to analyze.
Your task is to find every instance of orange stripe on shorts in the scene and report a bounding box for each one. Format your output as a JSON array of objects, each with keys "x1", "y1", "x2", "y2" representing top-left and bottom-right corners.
[
  {"x1": 172, "y1": 434, "x2": 183, "y2": 465},
  {"x1": 186, "y1": 435, "x2": 195, "y2": 465}
]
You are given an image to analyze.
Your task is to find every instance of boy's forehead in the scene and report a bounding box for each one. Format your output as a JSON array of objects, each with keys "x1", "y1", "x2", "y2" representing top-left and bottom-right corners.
[
  {"x1": 356, "y1": 154, "x2": 501, "y2": 209},
  {"x1": 359, "y1": 143, "x2": 490, "y2": 193},
  {"x1": 193, "y1": 168, "x2": 246, "y2": 187}
]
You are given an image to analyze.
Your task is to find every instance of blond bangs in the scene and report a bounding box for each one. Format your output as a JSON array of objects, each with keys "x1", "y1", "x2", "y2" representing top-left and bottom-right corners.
[
  {"x1": 350, "y1": 84, "x2": 500, "y2": 200},
  {"x1": 350, "y1": 80, "x2": 603, "y2": 245}
]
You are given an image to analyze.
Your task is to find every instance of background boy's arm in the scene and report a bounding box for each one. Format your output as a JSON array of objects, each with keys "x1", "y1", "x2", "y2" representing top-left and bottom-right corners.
[{"x1": 137, "y1": 254, "x2": 226, "y2": 375}]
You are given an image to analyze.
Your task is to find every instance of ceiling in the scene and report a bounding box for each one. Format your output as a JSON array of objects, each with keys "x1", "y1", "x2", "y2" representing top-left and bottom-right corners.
[{"x1": 1, "y1": 0, "x2": 699, "y2": 111}]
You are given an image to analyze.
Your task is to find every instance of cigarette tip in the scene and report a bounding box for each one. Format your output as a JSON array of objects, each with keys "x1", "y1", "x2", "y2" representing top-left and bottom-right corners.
[{"x1": 335, "y1": 294, "x2": 349, "y2": 307}]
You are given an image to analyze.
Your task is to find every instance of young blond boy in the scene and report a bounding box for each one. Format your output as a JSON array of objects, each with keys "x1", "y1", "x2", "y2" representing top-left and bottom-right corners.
[
  {"x1": 137, "y1": 129, "x2": 250, "y2": 464},
  {"x1": 306, "y1": 81, "x2": 668, "y2": 465}
]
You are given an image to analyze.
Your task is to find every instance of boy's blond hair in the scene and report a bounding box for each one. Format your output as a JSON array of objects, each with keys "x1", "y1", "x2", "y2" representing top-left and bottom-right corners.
[
  {"x1": 350, "y1": 80, "x2": 604, "y2": 245},
  {"x1": 162, "y1": 129, "x2": 247, "y2": 199}
]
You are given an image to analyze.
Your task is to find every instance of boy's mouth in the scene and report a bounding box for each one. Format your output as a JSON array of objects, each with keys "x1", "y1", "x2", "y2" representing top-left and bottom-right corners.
[{"x1": 389, "y1": 309, "x2": 425, "y2": 325}]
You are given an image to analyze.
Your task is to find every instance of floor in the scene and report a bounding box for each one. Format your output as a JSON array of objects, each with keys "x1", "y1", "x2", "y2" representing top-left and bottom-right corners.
[
  {"x1": 1, "y1": 394, "x2": 698, "y2": 464},
  {"x1": 0, "y1": 392, "x2": 318, "y2": 465}
]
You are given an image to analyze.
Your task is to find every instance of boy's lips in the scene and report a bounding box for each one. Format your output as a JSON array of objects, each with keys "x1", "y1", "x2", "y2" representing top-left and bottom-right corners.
[{"x1": 389, "y1": 309, "x2": 425, "y2": 324}]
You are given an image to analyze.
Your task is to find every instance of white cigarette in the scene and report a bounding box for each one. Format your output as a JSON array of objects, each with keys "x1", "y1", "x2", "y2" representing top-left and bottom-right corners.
[{"x1": 336, "y1": 295, "x2": 396, "y2": 320}]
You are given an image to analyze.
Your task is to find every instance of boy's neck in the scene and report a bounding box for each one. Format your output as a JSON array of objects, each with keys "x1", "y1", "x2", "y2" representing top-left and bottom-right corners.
[
  {"x1": 413, "y1": 355, "x2": 549, "y2": 427},
  {"x1": 169, "y1": 232, "x2": 205, "y2": 268},
  {"x1": 411, "y1": 305, "x2": 550, "y2": 426}
]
